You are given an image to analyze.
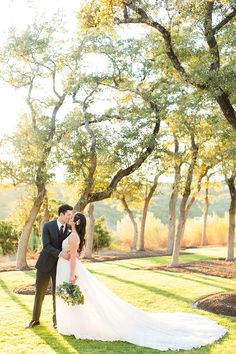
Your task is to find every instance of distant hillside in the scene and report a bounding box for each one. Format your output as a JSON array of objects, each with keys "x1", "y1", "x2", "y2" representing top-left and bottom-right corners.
[{"x1": 0, "y1": 182, "x2": 230, "y2": 230}]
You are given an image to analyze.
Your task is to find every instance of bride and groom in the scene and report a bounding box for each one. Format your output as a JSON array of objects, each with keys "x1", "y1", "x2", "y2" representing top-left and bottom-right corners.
[{"x1": 25, "y1": 204, "x2": 227, "y2": 351}]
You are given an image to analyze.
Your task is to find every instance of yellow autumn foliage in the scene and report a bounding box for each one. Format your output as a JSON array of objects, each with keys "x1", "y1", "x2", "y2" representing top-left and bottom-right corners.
[{"x1": 79, "y1": 0, "x2": 124, "y2": 29}]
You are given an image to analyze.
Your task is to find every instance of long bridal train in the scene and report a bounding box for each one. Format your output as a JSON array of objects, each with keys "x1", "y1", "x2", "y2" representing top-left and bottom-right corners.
[{"x1": 56, "y1": 240, "x2": 227, "y2": 351}]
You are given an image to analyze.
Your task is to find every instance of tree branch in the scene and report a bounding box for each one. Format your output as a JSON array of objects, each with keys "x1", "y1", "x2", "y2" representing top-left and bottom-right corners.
[
  {"x1": 26, "y1": 77, "x2": 37, "y2": 130},
  {"x1": 204, "y1": 1, "x2": 220, "y2": 71},
  {"x1": 119, "y1": 2, "x2": 236, "y2": 129},
  {"x1": 85, "y1": 115, "x2": 160, "y2": 206},
  {"x1": 119, "y1": 3, "x2": 187, "y2": 79},
  {"x1": 213, "y1": 7, "x2": 236, "y2": 33}
]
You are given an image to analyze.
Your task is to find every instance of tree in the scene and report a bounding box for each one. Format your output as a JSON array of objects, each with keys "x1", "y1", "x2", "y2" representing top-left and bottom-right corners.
[
  {"x1": 200, "y1": 172, "x2": 218, "y2": 246},
  {"x1": 85, "y1": 1, "x2": 236, "y2": 131},
  {"x1": 115, "y1": 177, "x2": 142, "y2": 251},
  {"x1": 84, "y1": 203, "x2": 95, "y2": 258},
  {"x1": 57, "y1": 33, "x2": 163, "y2": 212},
  {"x1": 168, "y1": 110, "x2": 217, "y2": 266},
  {"x1": 225, "y1": 174, "x2": 236, "y2": 261},
  {"x1": 214, "y1": 120, "x2": 236, "y2": 260},
  {"x1": 137, "y1": 164, "x2": 163, "y2": 251},
  {"x1": 0, "y1": 18, "x2": 75, "y2": 269},
  {"x1": 164, "y1": 133, "x2": 183, "y2": 255}
]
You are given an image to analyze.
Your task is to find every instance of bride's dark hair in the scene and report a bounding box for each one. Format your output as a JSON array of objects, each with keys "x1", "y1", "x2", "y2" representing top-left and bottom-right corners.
[{"x1": 73, "y1": 212, "x2": 86, "y2": 253}]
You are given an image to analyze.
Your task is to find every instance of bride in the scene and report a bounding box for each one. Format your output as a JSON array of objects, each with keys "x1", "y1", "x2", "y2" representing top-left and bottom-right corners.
[{"x1": 56, "y1": 212, "x2": 227, "y2": 351}]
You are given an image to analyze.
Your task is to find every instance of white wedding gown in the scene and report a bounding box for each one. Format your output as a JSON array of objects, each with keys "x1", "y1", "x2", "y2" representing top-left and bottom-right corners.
[{"x1": 56, "y1": 237, "x2": 227, "y2": 351}]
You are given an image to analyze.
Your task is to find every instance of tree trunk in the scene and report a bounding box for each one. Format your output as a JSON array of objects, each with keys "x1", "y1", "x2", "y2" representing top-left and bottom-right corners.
[
  {"x1": 84, "y1": 203, "x2": 95, "y2": 258},
  {"x1": 40, "y1": 194, "x2": 50, "y2": 233},
  {"x1": 201, "y1": 181, "x2": 209, "y2": 246},
  {"x1": 138, "y1": 199, "x2": 149, "y2": 251},
  {"x1": 170, "y1": 134, "x2": 198, "y2": 267},
  {"x1": 120, "y1": 196, "x2": 138, "y2": 251},
  {"x1": 167, "y1": 135, "x2": 180, "y2": 255},
  {"x1": 138, "y1": 174, "x2": 159, "y2": 251},
  {"x1": 16, "y1": 186, "x2": 46, "y2": 270},
  {"x1": 167, "y1": 190, "x2": 178, "y2": 255},
  {"x1": 170, "y1": 195, "x2": 188, "y2": 267},
  {"x1": 226, "y1": 176, "x2": 236, "y2": 261}
]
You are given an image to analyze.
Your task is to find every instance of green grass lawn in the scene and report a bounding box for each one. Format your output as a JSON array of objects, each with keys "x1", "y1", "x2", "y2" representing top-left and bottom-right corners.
[{"x1": 0, "y1": 249, "x2": 236, "y2": 354}]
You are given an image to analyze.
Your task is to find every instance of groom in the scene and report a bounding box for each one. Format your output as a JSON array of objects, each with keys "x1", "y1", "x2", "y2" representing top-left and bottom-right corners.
[{"x1": 25, "y1": 204, "x2": 73, "y2": 329}]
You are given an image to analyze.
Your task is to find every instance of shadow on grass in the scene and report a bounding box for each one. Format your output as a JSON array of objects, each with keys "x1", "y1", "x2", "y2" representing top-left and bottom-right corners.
[
  {"x1": 22, "y1": 270, "x2": 36, "y2": 280},
  {"x1": 62, "y1": 332, "x2": 214, "y2": 354},
  {"x1": 0, "y1": 278, "x2": 166, "y2": 354},
  {"x1": 89, "y1": 270, "x2": 191, "y2": 304},
  {"x1": 107, "y1": 262, "x2": 234, "y2": 292},
  {"x1": 150, "y1": 270, "x2": 235, "y2": 292},
  {"x1": 62, "y1": 336, "x2": 161, "y2": 354},
  {"x1": 105, "y1": 262, "x2": 142, "y2": 271},
  {"x1": 0, "y1": 277, "x2": 32, "y2": 315},
  {"x1": 111, "y1": 254, "x2": 212, "y2": 269},
  {"x1": 0, "y1": 276, "x2": 226, "y2": 354},
  {"x1": 0, "y1": 278, "x2": 79, "y2": 354}
]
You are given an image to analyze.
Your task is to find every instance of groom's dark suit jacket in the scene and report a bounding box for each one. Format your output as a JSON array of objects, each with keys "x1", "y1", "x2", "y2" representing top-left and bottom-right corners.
[{"x1": 35, "y1": 219, "x2": 69, "y2": 273}]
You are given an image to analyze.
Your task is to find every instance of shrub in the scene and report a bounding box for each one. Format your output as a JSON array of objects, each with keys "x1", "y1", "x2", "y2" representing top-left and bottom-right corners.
[
  {"x1": 114, "y1": 212, "x2": 229, "y2": 250},
  {"x1": 0, "y1": 221, "x2": 20, "y2": 255},
  {"x1": 93, "y1": 216, "x2": 111, "y2": 251},
  {"x1": 183, "y1": 212, "x2": 228, "y2": 247},
  {"x1": 28, "y1": 226, "x2": 41, "y2": 251},
  {"x1": 114, "y1": 213, "x2": 167, "y2": 250}
]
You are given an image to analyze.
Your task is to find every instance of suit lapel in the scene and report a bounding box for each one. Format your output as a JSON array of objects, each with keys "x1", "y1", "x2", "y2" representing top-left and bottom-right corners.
[
  {"x1": 51, "y1": 220, "x2": 60, "y2": 246},
  {"x1": 51, "y1": 220, "x2": 71, "y2": 246}
]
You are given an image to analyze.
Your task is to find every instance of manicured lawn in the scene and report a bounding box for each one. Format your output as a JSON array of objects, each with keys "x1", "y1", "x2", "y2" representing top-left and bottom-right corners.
[{"x1": 0, "y1": 249, "x2": 236, "y2": 353}]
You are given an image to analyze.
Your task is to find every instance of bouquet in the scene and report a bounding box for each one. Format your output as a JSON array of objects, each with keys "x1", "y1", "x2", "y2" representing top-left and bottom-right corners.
[{"x1": 56, "y1": 281, "x2": 84, "y2": 306}]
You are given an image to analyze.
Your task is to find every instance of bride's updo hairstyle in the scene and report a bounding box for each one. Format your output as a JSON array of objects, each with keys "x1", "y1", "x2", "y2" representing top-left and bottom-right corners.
[{"x1": 73, "y1": 212, "x2": 86, "y2": 253}]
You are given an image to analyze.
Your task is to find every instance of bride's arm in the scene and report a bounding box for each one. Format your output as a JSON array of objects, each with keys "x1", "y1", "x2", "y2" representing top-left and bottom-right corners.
[{"x1": 68, "y1": 234, "x2": 79, "y2": 284}]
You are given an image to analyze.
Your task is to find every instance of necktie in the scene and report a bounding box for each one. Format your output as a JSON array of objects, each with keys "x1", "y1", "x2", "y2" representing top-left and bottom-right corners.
[{"x1": 59, "y1": 225, "x2": 64, "y2": 236}]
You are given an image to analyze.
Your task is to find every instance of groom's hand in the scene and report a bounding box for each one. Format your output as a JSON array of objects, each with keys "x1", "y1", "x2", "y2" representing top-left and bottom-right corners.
[{"x1": 59, "y1": 250, "x2": 71, "y2": 260}]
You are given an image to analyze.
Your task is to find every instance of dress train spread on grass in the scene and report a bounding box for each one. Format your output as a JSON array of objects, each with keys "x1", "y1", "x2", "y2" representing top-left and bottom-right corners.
[{"x1": 56, "y1": 238, "x2": 227, "y2": 351}]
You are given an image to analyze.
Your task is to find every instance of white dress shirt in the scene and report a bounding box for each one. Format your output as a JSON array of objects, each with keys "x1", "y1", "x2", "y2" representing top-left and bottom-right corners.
[{"x1": 57, "y1": 219, "x2": 65, "y2": 233}]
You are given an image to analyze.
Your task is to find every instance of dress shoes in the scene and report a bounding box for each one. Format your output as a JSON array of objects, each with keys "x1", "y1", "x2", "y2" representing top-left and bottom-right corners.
[{"x1": 24, "y1": 320, "x2": 40, "y2": 329}]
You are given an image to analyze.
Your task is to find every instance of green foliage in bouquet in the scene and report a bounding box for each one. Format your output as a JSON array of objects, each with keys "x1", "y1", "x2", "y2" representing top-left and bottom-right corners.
[{"x1": 56, "y1": 282, "x2": 84, "y2": 306}]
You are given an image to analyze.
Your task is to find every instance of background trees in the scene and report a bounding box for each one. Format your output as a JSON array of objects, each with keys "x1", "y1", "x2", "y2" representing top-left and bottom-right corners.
[
  {"x1": 0, "y1": 18, "x2": 77, "y2": 268},
  {"x1": 0, "y1": 2, "x2": 235, "y2": 265},
  {"x1": 84, "y1": 0, "x2": 236, "y2": 129}
]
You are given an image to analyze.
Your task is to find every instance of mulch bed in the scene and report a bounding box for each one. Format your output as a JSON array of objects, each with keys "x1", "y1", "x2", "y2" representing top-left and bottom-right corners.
[
  {"x1": 144, "y1": 258, "x2": 236, "y2": 317},
  {"x1": 14, "y1": 284, "x2": 52, "y2": 295},
  {"x1": 0, "y1": 250, "x2": 166, "y2": 272},
  {"x1": 145, "y1": 259, "x2": 236, "y2": 279},
  {"x1": 0, "y1": 260, "x2": 36, "y2": 272},
  {"x1": 193, "y1": 292, "x2": 236, "y2": 317}
]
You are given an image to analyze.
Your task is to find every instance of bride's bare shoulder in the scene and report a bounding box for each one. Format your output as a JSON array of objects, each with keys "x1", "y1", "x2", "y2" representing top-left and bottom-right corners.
[{"x1": 68, "y1": 231, "x2": 80, "y2": 244}]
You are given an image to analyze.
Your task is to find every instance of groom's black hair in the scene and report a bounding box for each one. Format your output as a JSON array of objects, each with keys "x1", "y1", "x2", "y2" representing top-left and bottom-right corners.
[{"x1": 58, "y1": 204, "x2": 73, "y2": 215}]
